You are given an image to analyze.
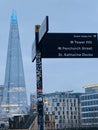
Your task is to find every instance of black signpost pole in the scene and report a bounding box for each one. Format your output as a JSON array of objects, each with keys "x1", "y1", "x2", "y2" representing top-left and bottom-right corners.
[{"x1": 35, "y1": 25, "x2": 44, "y2": 130}]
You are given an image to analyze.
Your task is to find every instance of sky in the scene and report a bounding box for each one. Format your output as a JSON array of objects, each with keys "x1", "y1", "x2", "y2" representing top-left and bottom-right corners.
[{"x1": 0, "y1": 0, "x2": 98, "y2": 104}]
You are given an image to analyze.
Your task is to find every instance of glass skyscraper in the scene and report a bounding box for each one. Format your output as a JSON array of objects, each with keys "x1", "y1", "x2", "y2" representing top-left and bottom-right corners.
[{"x1": 1, "y1": 11, "x2": 28, "y2": 118}]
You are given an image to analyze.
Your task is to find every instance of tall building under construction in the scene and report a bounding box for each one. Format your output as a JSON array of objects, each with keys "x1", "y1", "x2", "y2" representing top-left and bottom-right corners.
[{"x1": 1, "y1": 11, "x2": 28, "y2": 118}]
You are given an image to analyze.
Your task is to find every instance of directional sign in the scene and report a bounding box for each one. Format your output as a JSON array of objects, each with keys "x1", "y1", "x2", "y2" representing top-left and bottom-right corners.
[
  {"x1": 32, "y1": 16, "x2": 48, "y2": 62},
  {"x1": 40, "y1": 33, "x2": 98, "y2": 58},
  {"x1": 39, "y1": 16, "x2": 48, "y2": 43},
  {"x1": 32, "y1": 41, "x2": 36, "y2": 62}
]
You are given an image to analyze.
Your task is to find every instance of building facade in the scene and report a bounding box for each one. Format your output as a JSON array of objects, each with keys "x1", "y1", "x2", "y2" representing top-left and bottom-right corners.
[
  {"x1": 0, "y1": 85, "x2": 4, "y2": 104},
  {"x1": 30, "y1": 93, "x2": 37, "y2": 113},
  {"x1": 80, "y1": 84, "x2": 98, "y2": 127},
  {"x1": 43, "y1": 92, "x2": 81, "y2": 129},
  {"x1": 1, "y1": 11, "x2": 28, "y2": 118},
  {"x1": 0, "y1": 85, "x2": 4, "y2": 120}
]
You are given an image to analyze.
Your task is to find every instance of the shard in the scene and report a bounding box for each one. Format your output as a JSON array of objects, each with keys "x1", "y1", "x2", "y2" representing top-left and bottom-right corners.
[{"x1": 1, "y1": 11, "x2": 28, "y2": 118}]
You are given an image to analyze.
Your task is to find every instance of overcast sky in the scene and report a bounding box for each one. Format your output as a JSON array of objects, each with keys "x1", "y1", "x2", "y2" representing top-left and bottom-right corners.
[{"x1": 0, "y1": 0, "x2": 98, "y2": 103}]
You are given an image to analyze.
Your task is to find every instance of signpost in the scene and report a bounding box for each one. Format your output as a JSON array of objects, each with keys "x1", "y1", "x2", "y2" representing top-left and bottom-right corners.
[
  {"x1": 41, "y1": 33, "x2": 98, "y2": 58},
  {"x1": 32, "y1": 40, "x2": 36, "y2": 62},
  {"x1": 32, "y1": 16, "x2": 98, "y2": 130},
  {"x1": 35, "y1": 25, "x2": 44, "y2": 130},
  {"x1": 32, "y1": 16, "x2": 49, "y2": 130},
  {"x1": 32, "y1": 16, "x2": 48, "y2": 62},
  {"x1": 38, "y1": 16, "x2": 48, "y2": 43}
]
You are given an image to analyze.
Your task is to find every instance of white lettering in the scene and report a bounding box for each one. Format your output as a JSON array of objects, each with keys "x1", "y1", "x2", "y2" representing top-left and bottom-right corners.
[
  {"x1": 64, "y1": 53, "x2": 81, "y2": 57},
  {"x1": 86, "y1": 41, "x2": 92, "y2": 44},
  {"x1": 82, "y1": 53, "x2": 93, "y2": 57},
  {"x1": 82, "y1": 47, "x2": 93, "y2": 50},
  {"x1": 75, "y1": 40, "x2": 85, "y2": 44}
]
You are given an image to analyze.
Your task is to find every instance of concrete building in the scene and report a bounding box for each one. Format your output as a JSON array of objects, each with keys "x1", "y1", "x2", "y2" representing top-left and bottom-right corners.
[
  {"x1": 80, "y1": 84, "x2": 98, "y2": 127},
  {"x1": 43, "y1": 92, "x2": 82, "y2": 129},
  {"x1": 44, "y1": 114, "x2": 55, "y2": 130}
]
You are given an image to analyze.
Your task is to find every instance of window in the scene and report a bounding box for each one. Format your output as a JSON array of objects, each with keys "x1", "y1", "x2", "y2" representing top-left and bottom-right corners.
[
  {"x1": 57, "y1": 103, "x2": 60, "y2": 106},
  {"x1": 63, "y1": 111, "x2": 64, "y2": 115},
  {"x1": 46, "y1": 108, "x2": 48, "y2": 111},
  {"x1": 67, "y1": 111, "x2": 69, "y2": 115},
  {"x1": 59, "y1": 99, "x2": 61, "y2": 102},
  {"x1": 70, "y1": 107, "x2": 72, "y2": 110},
  {"x1": 58, "y1": 111, "x2": 60, "y2": 115},
  {"x1": 63, "y1": 99, "x2": 65, "y2": 102},
  {"x1": 55, "y1": 107, "x2": 57, "y2": 111},
  {"x1": 55, "y1": 116, "x2": 58, "y2": 119},
  {"x1": 60, "y1": 116, "x2": 62, "y2": 119},
  {"x1": 52, "y1": 111, "x2": 55, "y2": 115},
  {"x1": 52, "y1": 99, "x2": 57, "y2": 102},
  {"x1": 60, "y1": 107, "x2": 62, "y2": 110}
]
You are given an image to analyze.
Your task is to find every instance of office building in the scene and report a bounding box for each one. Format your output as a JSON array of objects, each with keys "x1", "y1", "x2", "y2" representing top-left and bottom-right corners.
[{"x1": 80, "y1": 84, "x2": 98, "y2": 127}]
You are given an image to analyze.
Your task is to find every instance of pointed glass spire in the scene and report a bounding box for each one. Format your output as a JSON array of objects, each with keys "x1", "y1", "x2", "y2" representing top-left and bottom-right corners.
[
  {"x1": 11, "y1": 10, "x2": 17, "y2": 22},
  {"x1": 1, "y1": 11, "x2": 28, "y2": 118}
]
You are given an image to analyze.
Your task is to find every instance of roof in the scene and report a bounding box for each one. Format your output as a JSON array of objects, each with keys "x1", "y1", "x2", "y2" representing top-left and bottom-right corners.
[{"x1": 83, "y1": 84, "x2": 98, "y2": 89}]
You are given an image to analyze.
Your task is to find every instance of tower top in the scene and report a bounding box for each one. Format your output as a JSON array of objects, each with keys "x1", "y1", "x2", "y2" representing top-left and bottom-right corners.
[{"x1": 11, "y1": 10, "x2": 17, "y2": 22}]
